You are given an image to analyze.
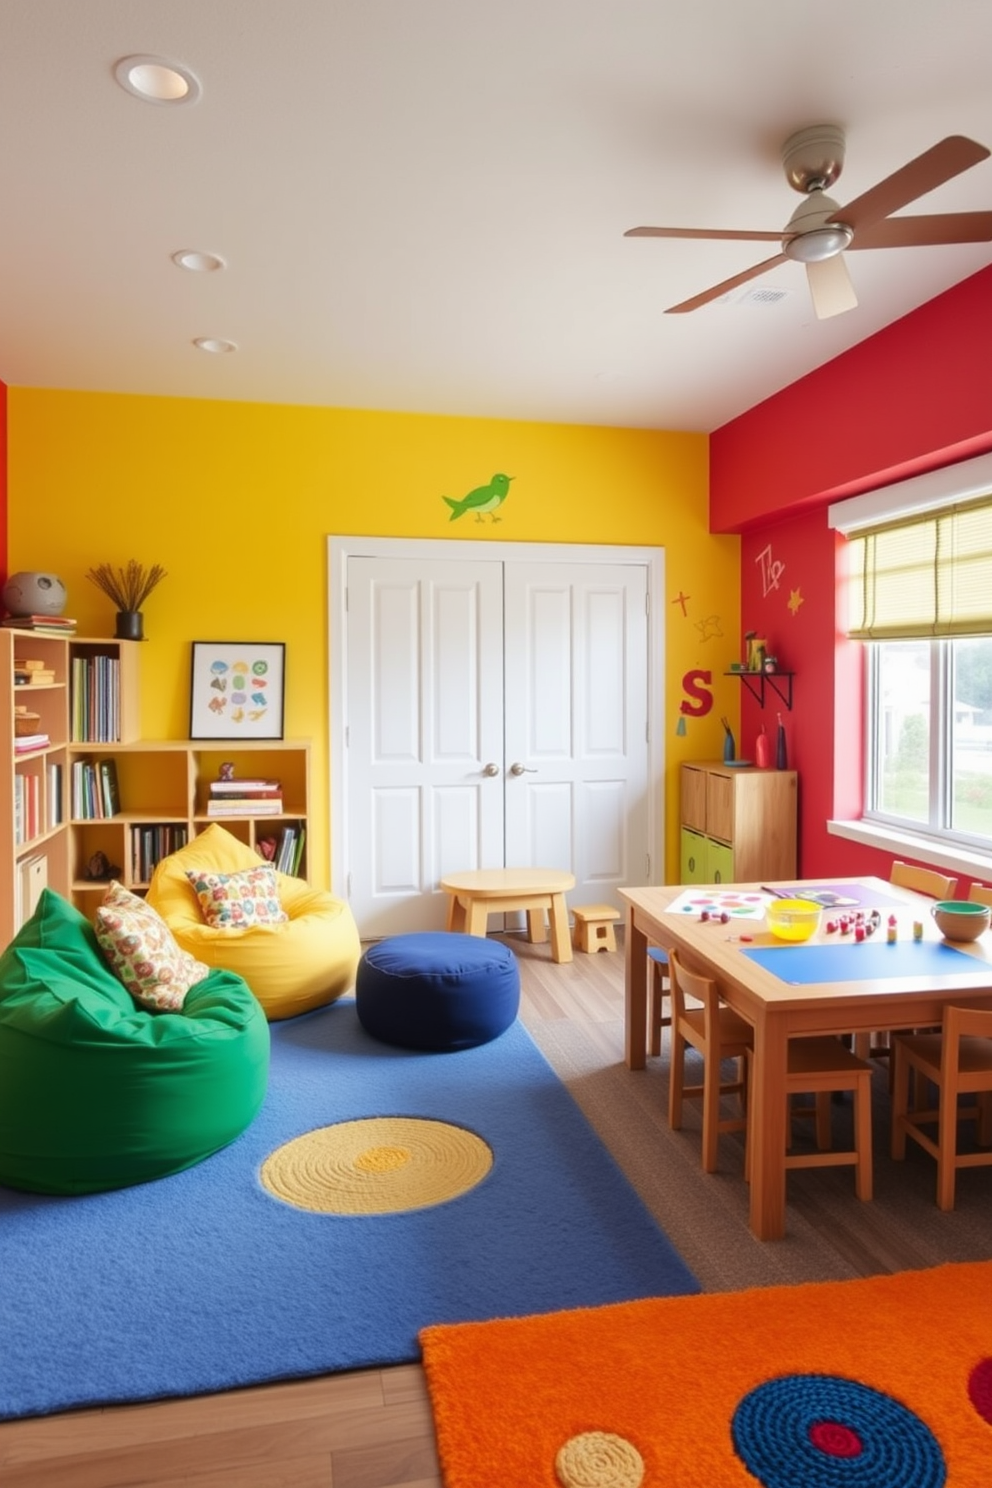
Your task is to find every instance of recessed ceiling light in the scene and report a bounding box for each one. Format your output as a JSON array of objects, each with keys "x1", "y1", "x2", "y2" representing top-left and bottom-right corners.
[
  {"x1": 172, "y1": 250, "x2": 226, "y2": 273},
  {"x1": 114, "y1": 55, "x2": 202, "y2": 105},
  {"x1": 194, "y1": 337, "x2": 238, "y2": 354}
]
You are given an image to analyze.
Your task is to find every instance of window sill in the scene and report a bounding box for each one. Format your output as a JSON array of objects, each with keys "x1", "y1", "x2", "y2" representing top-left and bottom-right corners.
[{"x1": 827, "y1": 818, "x2": 992, "y2": 883}]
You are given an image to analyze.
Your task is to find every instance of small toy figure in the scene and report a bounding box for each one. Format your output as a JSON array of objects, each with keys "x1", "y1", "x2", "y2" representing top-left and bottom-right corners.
[
  {"x1": 85, "y1": 850, "x2": 121, "y2": 881},
  {"x1": 913, "y1": 920, "x2": 924, "y2": 942}
]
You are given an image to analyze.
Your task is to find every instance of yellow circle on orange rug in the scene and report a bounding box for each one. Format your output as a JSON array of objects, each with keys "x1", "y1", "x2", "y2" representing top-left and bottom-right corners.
[
  {"x1": 555, "y1": 1432, "x2": 644, "y2": 1488},
  {"x1": 260, "y1": 1117, "x2": 493, "y2": 1214}
]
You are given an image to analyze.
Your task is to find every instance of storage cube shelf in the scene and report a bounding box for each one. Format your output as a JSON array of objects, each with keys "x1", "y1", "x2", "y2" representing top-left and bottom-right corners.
[
  {"x1": 2, "y1": 628, "x2": 312, "y2": 945},
  {"x1": 680, "y1": 760, "x2": 797, "y2": 885}
]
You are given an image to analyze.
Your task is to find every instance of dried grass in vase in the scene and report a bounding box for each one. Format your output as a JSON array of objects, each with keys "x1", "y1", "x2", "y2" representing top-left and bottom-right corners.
[{"x1": 86, "y1": 560, "x2": 168, "y2": 612}]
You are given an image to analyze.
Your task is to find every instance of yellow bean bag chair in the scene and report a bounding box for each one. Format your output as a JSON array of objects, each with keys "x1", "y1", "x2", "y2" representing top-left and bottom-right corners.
[{"x1": 147, "y1": 824, "x2": 360, "y2": 1020}]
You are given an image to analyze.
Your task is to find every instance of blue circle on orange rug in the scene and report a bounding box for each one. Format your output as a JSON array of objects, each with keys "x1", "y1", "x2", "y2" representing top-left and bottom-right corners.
[{"x1": 731, "y1": 1374, "x2": 946, "y2": 1487}]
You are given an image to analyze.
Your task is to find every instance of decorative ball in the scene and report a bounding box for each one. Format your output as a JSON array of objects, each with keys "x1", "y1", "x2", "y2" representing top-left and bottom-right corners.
[{"x1": 2, "y1": 571, "x2": 67, "y2": 617}]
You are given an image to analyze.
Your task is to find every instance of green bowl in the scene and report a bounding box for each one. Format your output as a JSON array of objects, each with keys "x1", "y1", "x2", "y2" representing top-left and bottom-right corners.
[{"x1": 932, "y1": 900, "x2": 991, "y2": 942}]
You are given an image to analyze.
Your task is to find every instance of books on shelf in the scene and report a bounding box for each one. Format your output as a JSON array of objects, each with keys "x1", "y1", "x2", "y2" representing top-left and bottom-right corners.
[
  {"x1": 14, "y1": 660, "x2": 56, "y2": 685},
  {"x1": 3, "y1": 615, "x2": 77, "y2": 633},
  {"x1": 98, "y1": 759, "x2": 121, "y2": 817},
  {"x1": 14, "y1": 772, "x2": 42, "y2": 844},
  {"x1": 14, "y1": 733, "x2": 50, "y2": 753},
  {"x1": 13, "y1": 853, "x2": 47, "y2": 929},
  {"x1": 71, "y1": 758, "x2": 123, "y2": 819},
  {"x1": 46, "y1": 760, "x2": 64, "y2": 829},
  {"x1": 209, "y1": 778, "x2": 282, "y2": 797},
  {"x1": 207, "y1": 796, "x2": 283, "y2": 816},
  {"x1": 271, "y1": 823, "x2": 306, "y2": 876},
  {"x1": 129, "y1": 824, "x2": 189, "y2": 884},
  {"x1": 70, "y1": 653, "x2": 120, "y2": 743}
]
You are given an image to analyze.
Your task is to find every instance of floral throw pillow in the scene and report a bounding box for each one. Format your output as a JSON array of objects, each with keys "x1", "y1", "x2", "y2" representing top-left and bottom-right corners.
[
  {"x1": 94, "y1": 882, "x2": 210, "y2": 1012},
  {"x1": 185, "y1": 865, "x2": 288, "y2": 929}
]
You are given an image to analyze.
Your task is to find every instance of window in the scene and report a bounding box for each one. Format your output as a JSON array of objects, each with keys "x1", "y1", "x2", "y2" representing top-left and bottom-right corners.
[
  {"x1": 866, "y1": 635, "x2": 992, "y2": 850},
  {"x1": 840, "y1": 477, "x2": 992, "y2": 857}
]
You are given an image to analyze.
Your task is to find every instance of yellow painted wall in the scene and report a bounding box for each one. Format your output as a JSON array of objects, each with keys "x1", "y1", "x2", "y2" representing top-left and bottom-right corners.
[{"x1": 7, "y1": 388, "x2": 740, "y2": 886}]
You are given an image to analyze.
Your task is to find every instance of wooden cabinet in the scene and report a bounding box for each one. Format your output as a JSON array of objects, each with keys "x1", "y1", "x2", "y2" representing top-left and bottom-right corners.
[
  {"x1": 679, "y1": 761, "x2": 797, "y2": 885},
  {"x1": 3, "y1": 627, "x2": 312, "y2": 946}
]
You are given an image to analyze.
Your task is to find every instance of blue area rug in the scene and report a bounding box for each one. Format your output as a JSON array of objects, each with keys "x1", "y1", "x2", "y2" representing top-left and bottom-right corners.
[{"x1": 0, "y1": 998, "x2": 698, "y2": 1420}]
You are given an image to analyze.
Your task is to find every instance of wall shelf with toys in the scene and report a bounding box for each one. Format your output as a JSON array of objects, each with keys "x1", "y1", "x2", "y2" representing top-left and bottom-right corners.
[{"x1": 724, "y1": 669, "x2": 794, "y2": 711}]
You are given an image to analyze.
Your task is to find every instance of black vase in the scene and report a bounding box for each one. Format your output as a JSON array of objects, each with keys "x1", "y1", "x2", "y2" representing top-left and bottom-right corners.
[{"x1": 114, "y1": 610, "x2": 144, "y2": 641}]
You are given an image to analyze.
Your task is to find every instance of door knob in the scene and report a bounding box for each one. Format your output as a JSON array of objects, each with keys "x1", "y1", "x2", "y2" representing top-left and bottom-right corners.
[
  {"x1": 482, "y1": 762, "x2": 500, "y2": 776},
  {"x1": 509, "y1": 762, "x2": 537, "y2": 776}
]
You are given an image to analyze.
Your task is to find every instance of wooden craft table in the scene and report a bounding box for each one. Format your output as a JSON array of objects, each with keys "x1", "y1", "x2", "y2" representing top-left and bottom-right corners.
[
  {"x1": 441, "y1": 868, "x2": 575, "y2": 963},
  {"x1": 619, "y1": 877, "x2": 992, "y2": 1241}
]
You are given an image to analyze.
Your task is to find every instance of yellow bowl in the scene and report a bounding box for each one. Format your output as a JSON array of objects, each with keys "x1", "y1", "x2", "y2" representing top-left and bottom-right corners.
[{"x1": 767, "y1": 897, "x2": 821, "y2": 942}]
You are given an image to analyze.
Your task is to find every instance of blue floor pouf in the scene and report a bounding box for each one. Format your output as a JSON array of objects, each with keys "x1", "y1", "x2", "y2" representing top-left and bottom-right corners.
[{"x1": 356, "y1": 932, "x2": 520, "y2": 1051}]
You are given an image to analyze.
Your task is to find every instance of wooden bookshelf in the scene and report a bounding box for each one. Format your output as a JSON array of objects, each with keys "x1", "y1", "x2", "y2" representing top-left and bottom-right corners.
[{"x1": 2, "y1": 627, "x2": 311, "y2": 947}]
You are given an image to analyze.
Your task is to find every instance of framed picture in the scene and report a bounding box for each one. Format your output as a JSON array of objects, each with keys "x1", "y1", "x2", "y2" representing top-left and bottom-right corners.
[{"x1": 189, "y1": 642, "x2": 285, "y2": 740}]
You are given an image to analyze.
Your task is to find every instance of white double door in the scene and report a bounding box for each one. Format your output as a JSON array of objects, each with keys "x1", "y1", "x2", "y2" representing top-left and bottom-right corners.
[{"x1": 329, "y1": 538, "x2": 662, "y2": 938}]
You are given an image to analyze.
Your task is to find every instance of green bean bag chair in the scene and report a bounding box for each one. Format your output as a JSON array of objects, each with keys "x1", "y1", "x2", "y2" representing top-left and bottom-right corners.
[{"x1": 0, "y1": 889, "x2": 270, "y2": 1195}]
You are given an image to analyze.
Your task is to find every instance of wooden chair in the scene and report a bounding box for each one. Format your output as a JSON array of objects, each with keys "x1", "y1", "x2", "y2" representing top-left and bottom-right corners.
[
  {"x1": 891, "y1": 1006, "x2": 992, "y2": 1211},
  {"x1": 968, "y1": 883, "x2": 992, "y2": 909},
  {"x1": 889, "y1": 861, "x2": 958, "y2": 900},
  {"x1": 667, "y1": 948, "x2": 753, "y2": 1173},
  {"x1": 855, "y1": 861, "x2": 960, "y2": 1066},
  {"x1": 746, "y1": 1038, "x2": 874, "y2": 1200},
  {"x1": 647, "y1": 946, "x2": 671, "y2": 1056}
]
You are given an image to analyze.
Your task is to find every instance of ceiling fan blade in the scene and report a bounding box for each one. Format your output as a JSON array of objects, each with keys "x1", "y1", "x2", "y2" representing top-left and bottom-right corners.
[
  {"x1": 625, "y1": 226, "x2": 781, "y2": 242},
  {"x1": 848, "y1": 211, "x2": 992, "y2": 248},
  {"x1": 665, "y1": 252, "x2": 788, "y2": 313},
  {"x1": 839, "y1": 136, "x2": 991, "y2": 232},
  {"x1": 806, "y1": 256, "x2": 858, "y2": 319}
]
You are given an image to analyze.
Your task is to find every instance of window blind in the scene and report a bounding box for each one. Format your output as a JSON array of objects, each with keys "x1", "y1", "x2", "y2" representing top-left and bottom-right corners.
[{"x1": 846, "y1": 495, "x2": 992, "y2": 639}]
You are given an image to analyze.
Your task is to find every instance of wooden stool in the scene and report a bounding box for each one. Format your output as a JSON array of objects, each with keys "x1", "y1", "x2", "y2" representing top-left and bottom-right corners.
[
  {"x1": 440, "y1": 869, "x2": 575, "y2": 963},
  {"x1": 572, "y1": 904, "x2": 620, "y2": 954}
]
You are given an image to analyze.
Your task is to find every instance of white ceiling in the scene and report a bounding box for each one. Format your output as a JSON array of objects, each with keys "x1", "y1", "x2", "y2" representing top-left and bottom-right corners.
[{"x1": 2, "y1": 0, "x2": 992, "y2": 433}]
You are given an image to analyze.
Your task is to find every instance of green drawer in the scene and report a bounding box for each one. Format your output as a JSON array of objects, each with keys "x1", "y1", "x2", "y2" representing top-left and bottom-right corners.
[
  {"x1": 680, "y1": 828, "x2": 707, "y2": 883},
  {"x1": 707, "y1": 838, "x2": 734, "y2": 884}
]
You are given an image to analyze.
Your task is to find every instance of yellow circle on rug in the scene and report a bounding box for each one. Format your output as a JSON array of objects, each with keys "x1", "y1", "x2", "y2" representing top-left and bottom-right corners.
[
  {"x1": 260, "y1": 1117, "x2": 493, "y2": 1214},
  {"x1": 555, "y1": 1431, "x2": 644, "y2": 1488}
]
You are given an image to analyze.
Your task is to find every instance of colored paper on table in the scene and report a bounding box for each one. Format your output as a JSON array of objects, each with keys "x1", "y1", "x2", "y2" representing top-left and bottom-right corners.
[
  {"x1": 664, "y1": 889, "x2": 774, "y2": 920},
  {"x1": 771, "y1": 882, "x2": 907, "y2": 910},
  {"x1": 743, "y1": 939, "x2": 989, "y2": 985}
]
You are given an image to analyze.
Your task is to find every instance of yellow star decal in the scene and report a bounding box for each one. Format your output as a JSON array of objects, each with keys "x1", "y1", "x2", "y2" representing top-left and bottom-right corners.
[
  {"x1": 695, "y1": 614, "x2": 723, "y2": 642},
  {"x1": 787, "y1": 588, "x2": 804, "y2": 615}
]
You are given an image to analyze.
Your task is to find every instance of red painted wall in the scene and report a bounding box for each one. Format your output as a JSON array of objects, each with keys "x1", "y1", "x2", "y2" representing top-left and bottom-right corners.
[
  {"x1": 713, "y1": 263, "x2": 992, "y2": 885},
  {"x1": 711, "y1": 264, "x2": 992, "y2": 534}
]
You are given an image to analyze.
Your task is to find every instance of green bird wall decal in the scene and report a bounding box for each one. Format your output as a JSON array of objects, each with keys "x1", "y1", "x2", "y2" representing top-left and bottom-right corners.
[{"x1": 442, "y1": 473, "x2": 514, "y2": 522}]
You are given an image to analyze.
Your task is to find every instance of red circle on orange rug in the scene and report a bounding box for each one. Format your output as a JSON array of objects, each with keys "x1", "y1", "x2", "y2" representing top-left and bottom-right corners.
[
  {"x1": 808, "y1": 1421, "x2": 862, "y2": 1457},
  {"x1": 968, "y1": 1357, "x2": 992, "y2": 1423}
]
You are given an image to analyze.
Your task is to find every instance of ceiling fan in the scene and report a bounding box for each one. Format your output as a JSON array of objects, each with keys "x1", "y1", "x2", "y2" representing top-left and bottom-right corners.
[{"x1": 625, "y1": 125, "x2": 992, "y2": 319}]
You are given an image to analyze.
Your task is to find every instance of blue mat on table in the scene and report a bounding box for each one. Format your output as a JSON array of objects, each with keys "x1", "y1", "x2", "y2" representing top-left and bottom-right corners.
[
  {"x1": 0, "y1": 998, "x2": 697, "y2": 1421},
  {"x1": 743, "y1": 938, "x2": 990, "y2": 984}
]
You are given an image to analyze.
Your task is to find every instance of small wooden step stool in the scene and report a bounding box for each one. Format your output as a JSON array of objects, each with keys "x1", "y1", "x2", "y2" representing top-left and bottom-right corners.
[{"x1": 572, "y1": 903, "x2": 620, "y2": 954}]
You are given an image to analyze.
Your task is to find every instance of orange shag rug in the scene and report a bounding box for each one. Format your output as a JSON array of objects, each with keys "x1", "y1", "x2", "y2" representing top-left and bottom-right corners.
[{"x1": 420, "y1": 1260, "x2": 992, "y2": 1488}]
